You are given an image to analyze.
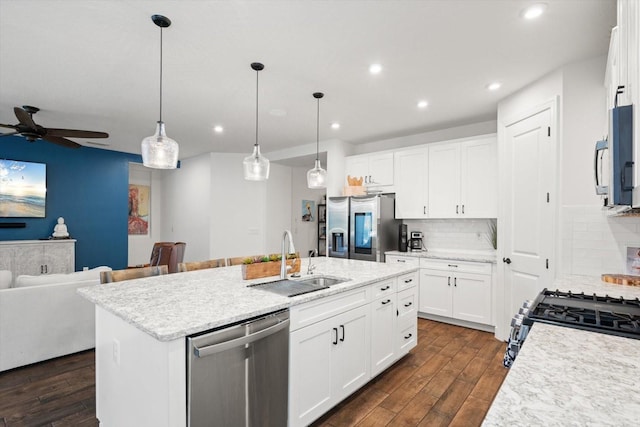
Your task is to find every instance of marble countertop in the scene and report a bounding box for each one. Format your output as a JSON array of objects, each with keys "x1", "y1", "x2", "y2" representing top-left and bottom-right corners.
[
  {"x1": 78, "y1": 257, "x2": 417, "y2": 342},
  {"x1": 483, "y1": 275, "x2": 640, "y2": 426},
  {"x1": 386, "y1": 249, "x2": 497, "y2": 263}
]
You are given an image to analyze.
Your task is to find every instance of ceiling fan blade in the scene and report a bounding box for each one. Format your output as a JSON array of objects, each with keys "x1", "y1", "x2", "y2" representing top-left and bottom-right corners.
[
  {"x1": 0, "y1": 123, "x2": 19, "y2": 130},
  {"x1": 45, "y1": 128, "x2": 109, "y2": 138},
  {"x1": 0, "y1": 131, "x2": 20, "y2": 137},
  {"x1": 14, "y1": 107, "x2": 37, "y2": 129},
  {"x1": 41, "y1": 135, "x2": 81, "y2": 149}
]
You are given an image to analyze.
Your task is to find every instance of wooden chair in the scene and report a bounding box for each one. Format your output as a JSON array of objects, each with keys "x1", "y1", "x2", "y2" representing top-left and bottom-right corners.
[
  {"x1": 100, "y1": 265, "x2": 168, "y2": 284},
  {"x1": 177, "y1": 258, "x2": 226, "y2": 272}
]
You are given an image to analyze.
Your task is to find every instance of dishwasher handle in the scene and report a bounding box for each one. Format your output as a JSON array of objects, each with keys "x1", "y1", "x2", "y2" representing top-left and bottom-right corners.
[{"x1": 193, "y1": 318, "x2": 290, "y2": 358}]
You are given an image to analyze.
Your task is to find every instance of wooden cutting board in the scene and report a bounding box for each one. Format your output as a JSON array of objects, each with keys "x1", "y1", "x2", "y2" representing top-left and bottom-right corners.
[{"x1": 601, "y1": 274, "x2": 640, "y2": 286}]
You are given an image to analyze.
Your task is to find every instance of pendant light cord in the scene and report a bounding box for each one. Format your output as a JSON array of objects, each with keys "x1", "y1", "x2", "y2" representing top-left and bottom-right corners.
[
  {"x1": 316, "y1": 97, "x2": 320, "y2": 161},
  {"x1": 159, "y1": 26, "x2": 163, "y2": 123},
  {"x1": 255, "y1": 69, "x2": 259, "y2": 148}
]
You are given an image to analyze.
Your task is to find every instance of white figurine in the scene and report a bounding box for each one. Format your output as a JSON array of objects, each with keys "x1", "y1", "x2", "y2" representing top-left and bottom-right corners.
[{"x1": 52, "y1": 217, "x2": 69, "y2": 238}]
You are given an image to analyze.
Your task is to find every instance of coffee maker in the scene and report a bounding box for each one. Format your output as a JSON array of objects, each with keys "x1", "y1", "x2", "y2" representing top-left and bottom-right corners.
[{"x1": 410, "y1": 231, "x2": 423, "y2": 251}]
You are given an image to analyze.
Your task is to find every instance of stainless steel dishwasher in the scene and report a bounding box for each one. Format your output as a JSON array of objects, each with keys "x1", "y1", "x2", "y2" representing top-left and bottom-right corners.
[{"x1": 187, "y1": 309, "x2": 289, "y2": 427}]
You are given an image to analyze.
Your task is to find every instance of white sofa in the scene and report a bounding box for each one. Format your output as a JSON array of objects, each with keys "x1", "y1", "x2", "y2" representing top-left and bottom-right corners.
[{"x1": 0, "y1": 266, "x2": 111, "y2": 372}]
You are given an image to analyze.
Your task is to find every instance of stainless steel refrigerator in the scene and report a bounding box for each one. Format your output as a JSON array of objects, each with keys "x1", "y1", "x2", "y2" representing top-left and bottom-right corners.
[
  {"x1": 327, "y1": 196, "x2": 349, "y2": 258},
  {"x1": 349, "y1": 194, "x2": 399, "y2": 262}
]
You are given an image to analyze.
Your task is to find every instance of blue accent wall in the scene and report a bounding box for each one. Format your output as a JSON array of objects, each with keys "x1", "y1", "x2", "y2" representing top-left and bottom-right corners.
[{"x1": 0, "y1": 136, "x2": 142, "y2": 270}]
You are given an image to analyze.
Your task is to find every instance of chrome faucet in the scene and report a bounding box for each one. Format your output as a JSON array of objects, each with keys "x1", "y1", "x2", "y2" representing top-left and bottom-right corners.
[
  {"x1": 307, "y1": 249, "x2": 317, "y2": 275},
  {"x1": 280, "y1": 230, "x2": 296, "y2": 279}
]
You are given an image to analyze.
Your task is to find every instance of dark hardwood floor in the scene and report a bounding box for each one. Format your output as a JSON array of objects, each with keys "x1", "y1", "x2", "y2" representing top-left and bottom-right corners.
[{"x1": 0, "y1": 319, "x2": 508, "y2": 427}]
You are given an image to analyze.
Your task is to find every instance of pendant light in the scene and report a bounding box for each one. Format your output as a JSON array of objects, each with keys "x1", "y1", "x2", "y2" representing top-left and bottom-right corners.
[
  {"x1": 141, "y1": 14, "x2": 179, "y2": 169},
  {"x1": 307, "y1": 92, "x2": 327, "y2": 189},
  {"x1": 243, "y1": 62, "x2": 270, "y2": 181}
]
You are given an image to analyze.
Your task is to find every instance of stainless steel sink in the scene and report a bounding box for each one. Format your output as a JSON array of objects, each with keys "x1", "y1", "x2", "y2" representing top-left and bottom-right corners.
[
  {"x1": 248, "y1": 276, "x2": 349, "y2": 297},
  {"x1": 293, "y1": 276, "x2": 348, "y2": 287}
]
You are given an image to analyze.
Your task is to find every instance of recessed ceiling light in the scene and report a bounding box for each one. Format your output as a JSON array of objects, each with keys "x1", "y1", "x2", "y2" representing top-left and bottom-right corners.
[
  {"x1": 522, "y1": 3, "x2": 547, "y2": 20},
  {"x1": 417, "y1": 100, "x2": 428, "y2": 109},
  {"x1": 213, "y1": 125, "x2": 224, "y2": 133},
  {"x1": 487, "y1": 82, "x2": 502, "y2": 91},
  {"x1": 331, "y1": 122, "x2": 340, "y2": 130},
  {"x1": 369, "y1": 64, "x2": 382, "y2": 75}
]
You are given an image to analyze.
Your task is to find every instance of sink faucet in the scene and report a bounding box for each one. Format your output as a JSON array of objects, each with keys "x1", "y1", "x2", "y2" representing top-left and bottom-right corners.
[
  {"x1": 280, "y1": 230, "x2": 296, "y2": 279},
  {"x1": 307, "y1": 249, "x2": 317, "y2": 275}
]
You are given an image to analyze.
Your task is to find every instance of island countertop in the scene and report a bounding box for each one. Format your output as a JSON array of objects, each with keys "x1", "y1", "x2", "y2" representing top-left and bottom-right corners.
[
  {"x1": 483, "y1": 275, "x2": 640, "y2": 426},
  {"x1": 78, "y1": 257, "x2": 417, "y2": 342}
]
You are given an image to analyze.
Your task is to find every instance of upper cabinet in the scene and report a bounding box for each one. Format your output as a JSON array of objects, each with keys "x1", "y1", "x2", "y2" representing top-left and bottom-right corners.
[
  {"x1": 345, "y1": 152, "x2": 394, "y2": 187},
  {"x1": 394, "y1": 147, "x2": 428, "y2": 218},
  {"x1": 428, "y1": 136, "x2": 498, "y2": 219}
]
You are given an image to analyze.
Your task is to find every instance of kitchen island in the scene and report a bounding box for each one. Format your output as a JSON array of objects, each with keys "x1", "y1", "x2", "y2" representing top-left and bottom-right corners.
[
  {"x1": 483, "y1": 275, "x2": 640, "y2": 426},
  {"x1": 78, "y1": 257, "x2": 418, "y2": 426}
]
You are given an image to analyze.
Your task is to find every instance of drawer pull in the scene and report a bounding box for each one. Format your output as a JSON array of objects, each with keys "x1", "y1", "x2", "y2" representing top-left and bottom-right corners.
[
  {"x1": 380, "y1": 285, "x2": 390, "y2": 291},
  {"x1": 381, "y1": 299, "x2": 391, "y2": 305},
  {"x1": 404, "y1": 278, "x2": 413, "y2": 283},
  {"x1": 404, "y1": 302, "x2": 412, "y2": 307},
  {"x1": 448, "y1": 264, "x2": 458, "y2": 268},
  {"x1": 396, "y1": 259, "x2": 406, "y2": 263},
  {"x1": 404, "y1": 333, "x2": 413, "y2": 340}
]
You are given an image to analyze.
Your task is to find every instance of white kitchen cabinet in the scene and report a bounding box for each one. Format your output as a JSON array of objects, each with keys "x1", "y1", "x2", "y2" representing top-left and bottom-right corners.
[
  {"x1": 345, "y1": 152, "x2": 394, "y2": 187},
  {"x1": 419, "y1": 258, "x2": 493, "y2": 327},
  {"x1": 0, "y1": 240, "x2": 75, "y2": 286},
  {"x1": 396, "y1": 281, "x2": 418, "y2": 356},
  {"x1": 394, "y1": 147, "x2": 428, "y2": 218},
  {"x1": 428, "y1": 137, "x2": 497, "y2": 218},
  {"x1": 289, "y1": 296, "x2": 370, "y2": 427},
  {"x1": 370, "y1": 294, "x2": 396, "y2": 377}
]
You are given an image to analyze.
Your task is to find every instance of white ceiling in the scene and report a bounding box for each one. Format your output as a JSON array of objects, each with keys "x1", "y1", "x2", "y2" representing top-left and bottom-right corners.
[{"x1": 0, "y1": 0, "x2": 616, "y2": 162}]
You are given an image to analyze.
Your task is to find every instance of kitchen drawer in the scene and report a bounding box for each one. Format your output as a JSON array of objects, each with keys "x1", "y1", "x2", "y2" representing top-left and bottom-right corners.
[
  {"x1": 290, "y1": 286, "x2": 370, "y2": 331},
  {"x1": 397, "y1": 271, "x2": 418, "y2": 291},
  {"x1": 419, "y1": 258, "x2": 492, "y2": 275},
  {"x1": 397, "y1": 321, "x2": 417, "y2": 355},
  {"x1": 386, "y1": 255, "x2": 420, "y2": 268},
  {"x1": 372, "y1": 278, "x2": 396, "y2": 300},
  {"x1": 397, "y1": 287, "x2": 417, "y2": 319}
]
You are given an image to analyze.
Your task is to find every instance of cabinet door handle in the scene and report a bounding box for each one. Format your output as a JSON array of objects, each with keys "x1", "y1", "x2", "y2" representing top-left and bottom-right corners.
[
  {"x1": 380, "y1": 285, "x2": 390, "y2": 291},
  {"x1": 404, "y1": 302, "x2": 412, "y2": 307},
  {"x1": 462, "y1": 204, "x2": 465, "y2": 214},
  {"x1": 45, "y1": 265, "x2": 48, "y2": 274},
  {"x1": 456, "y1": 205, "x2": 459, "y2": 214},
  {"x1": 340, "y1": 325, "x2": 345, "y2": 342},
  {"x1": 381, "y1": 299, "x2": 391, "y2": 305},
  {"x1": 404, "y1": 333, "x2": 413, "y2": 340},
  {"x1": 454, "y1": 277, "x2": 457, "y2": 287},
  {"x1": 40, "y1": 265, "x2": 43, "y2": 274},
  {"x1": 332, "y1": 327, "x2": 338, "y2": 345},
  {"x1": 369, "y1": 175, "x2": 372, "y2": 183},
  {"x1": 423, "y1": 206, "x2": 426, "y2": 215},
  {"x1": 404, "y1": 278, "x2": 412, "y2": 283},
  {"x1": 448, "y1": 277, "x2": 451, "y2": 286}
]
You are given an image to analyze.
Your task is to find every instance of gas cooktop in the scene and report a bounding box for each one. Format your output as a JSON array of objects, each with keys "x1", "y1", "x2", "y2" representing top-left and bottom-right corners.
[{"x1": 527, "y1": 289, "x2": 640, "y2": 339}]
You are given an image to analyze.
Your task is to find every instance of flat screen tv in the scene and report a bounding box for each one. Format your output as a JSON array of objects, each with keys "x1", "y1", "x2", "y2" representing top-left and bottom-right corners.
[{"x1": 0, "y1": 159, "x2": 46, "y2": 218}]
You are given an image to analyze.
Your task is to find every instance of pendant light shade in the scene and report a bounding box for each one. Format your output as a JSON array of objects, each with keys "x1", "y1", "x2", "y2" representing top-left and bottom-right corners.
[
  {"x1": 243, "y1": 62, "x2": 270, "y2": 181},
  {"x1": 141, "y1": 14, "x2": 179, "y2": 169},
  {"x1": 307, "y1": 92, "x2": 327, "y2": 189}
]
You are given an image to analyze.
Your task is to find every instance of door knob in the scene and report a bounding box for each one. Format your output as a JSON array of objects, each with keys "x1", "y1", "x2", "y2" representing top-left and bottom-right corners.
[{"x1": 503, "y1": 257, "x2": 512, "y2": 264}]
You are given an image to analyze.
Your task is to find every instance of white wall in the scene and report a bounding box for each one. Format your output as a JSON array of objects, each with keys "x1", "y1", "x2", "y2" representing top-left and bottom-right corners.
[
  {"x1": 128, "y1": 163, "x2": 163, "y2": 266},
  {"x1": 265, "y1": 163, "x2": 294, "y2": 255}
]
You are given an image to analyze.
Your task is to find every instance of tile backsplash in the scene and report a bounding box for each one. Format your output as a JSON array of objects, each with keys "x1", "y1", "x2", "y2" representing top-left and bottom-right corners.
[
  {"x1": 561, "y1": 206, "x2": 640, "y2": 276},
  {"x1": 403, "y1": 218, "x2": 496, "y2": 251}
]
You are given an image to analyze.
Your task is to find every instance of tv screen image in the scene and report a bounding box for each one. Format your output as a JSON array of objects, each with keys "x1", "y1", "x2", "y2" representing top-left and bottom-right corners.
[{"x1": 0, "y1": 159, "x2": 46, "y2": 218}]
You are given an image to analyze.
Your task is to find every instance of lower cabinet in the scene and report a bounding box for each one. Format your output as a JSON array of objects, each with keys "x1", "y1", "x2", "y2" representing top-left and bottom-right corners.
[
  {"x1": 419, "y1": 259, "x2": 493, "y2": 326},
  {"x1": 289, "y1": 272, "x2": 418, "y2": 427},
  {"x1": 0, "y1": 240, "x2": 76, "y2": 285}
]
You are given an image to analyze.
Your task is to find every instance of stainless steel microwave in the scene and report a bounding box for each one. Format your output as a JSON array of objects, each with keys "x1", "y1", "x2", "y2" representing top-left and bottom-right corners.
[{"x1": 594, "y1": 104, "x2": 633, "y2": 206}]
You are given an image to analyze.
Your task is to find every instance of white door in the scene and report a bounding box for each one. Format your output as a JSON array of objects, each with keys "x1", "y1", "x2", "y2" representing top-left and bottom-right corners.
[
  {"x1": 451, "y1": 272, "x2": 492, "y2": 325},
  {"x1": 428, "y1": 143, "x2": 460, "y2": 218},
  {"x1": 394, "y1": 148, "x2": 428, "y2": 218},
  {"x1": 419, "y1": 269, "x2": 452, "y2": 316},
  {"x1": 502, "y1": 106, "x2": 555, "y2": 326}
]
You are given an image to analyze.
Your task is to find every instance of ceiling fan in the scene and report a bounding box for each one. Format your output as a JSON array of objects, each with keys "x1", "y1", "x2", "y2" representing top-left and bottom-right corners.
[{"x1": 0, "y1": 105, "x2": 109, "y2": 149}]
